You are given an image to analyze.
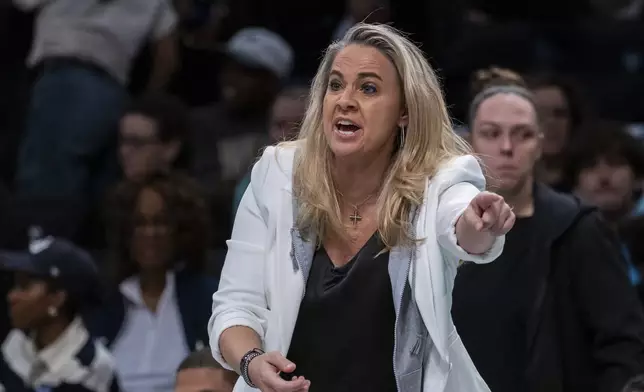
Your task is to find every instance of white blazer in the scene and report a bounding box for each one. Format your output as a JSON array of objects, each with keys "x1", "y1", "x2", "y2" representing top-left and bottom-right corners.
[{"x1": 209, "y1": 145, "x2": 504, "y2": 392}]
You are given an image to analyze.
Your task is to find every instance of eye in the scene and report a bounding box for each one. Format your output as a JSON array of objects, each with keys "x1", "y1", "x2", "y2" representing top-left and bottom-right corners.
[
  {"x1": 361, "y1": 83, "x2": 377, "y2": 95},
  {"x1": 328, "y1": 79, "x2": 342, "y2": 91}
]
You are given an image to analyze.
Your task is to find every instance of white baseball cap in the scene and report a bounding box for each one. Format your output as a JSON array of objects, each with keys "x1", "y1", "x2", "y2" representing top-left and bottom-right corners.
[{"x1": 226, "y1": 27, "x2": 294, "y2": 80}]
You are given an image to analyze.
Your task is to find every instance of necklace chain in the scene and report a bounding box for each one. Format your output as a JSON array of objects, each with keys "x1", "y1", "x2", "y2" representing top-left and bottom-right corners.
[{"x1": 337, "y1": 191, "x2": 377, "y2": 226}]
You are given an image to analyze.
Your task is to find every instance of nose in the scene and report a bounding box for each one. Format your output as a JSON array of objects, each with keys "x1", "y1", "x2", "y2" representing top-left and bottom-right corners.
[
  {"x1": 337, "y1": 88, "x2": 358, "y2": 112},
  {"x1": 499, "y1": 135, "x2": 514, "y2": 156}
]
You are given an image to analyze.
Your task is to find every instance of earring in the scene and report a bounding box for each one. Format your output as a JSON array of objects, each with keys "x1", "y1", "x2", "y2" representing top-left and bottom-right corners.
[
  {"x1": 47, "y1": 306, "x2": 58, "y2": 317},
  {"x1": 399, "y1": 125, "x2": 406, "y2": 147}
]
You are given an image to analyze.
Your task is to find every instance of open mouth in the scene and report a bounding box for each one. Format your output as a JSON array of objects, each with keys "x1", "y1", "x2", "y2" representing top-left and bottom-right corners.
[{"x1": 334, "y1": 119, "x2": 362, "y2": 136}]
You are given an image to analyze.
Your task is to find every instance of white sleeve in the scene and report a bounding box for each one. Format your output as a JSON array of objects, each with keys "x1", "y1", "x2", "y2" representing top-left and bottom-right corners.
[
  {"x1": 208, "y1": 147, "x2": 274, "y2": 370},
  {"x1": 151, "y1": 0, "x2": 177, "y2": 40},
  {"x1": 435, "y1": 155, "x2": 505, "y2": 264}
]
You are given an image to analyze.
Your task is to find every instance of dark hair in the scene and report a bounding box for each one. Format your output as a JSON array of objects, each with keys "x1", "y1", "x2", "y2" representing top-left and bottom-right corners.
[
  {"x1": 124, "y1": 93, "x2": 189, "y2": 143},
  {"x1": 106, "y1": 172, "x2": 210, "y2": 282},
  {"x1": 177, "y1": 349, "x2": 222, "y2": 371},
  {"x1": 526, "y1": 72, "x2": 587, "y2": 132},
  {"x1": 561, "y1": 122, "x2": 644, "y2": 191}
]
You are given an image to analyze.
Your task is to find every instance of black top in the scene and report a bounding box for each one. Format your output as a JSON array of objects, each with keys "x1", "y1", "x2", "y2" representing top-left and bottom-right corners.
[
  {"x1": 452, "y1": 216, "x2": 540, "y2": 392},
  {"x1": 286, "y1": 233, "x2": 397, "y2": 392}
]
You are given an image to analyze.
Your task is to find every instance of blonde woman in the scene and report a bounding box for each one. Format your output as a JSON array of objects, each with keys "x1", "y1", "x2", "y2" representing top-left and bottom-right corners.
[{"x1": 209, "y1": 24, "x2": 515, "y2": 392}]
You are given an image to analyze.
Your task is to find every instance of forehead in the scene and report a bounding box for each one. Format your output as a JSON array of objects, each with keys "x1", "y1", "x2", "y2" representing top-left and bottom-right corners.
[
  {"x1": 476, "y1": 94, "x2": 537, "y2": 126},
  {"x1": 533, "y1": 86, "x2": 567, "y2": 106},
  {"x1": 331, "y1": 44, "x2": 398, "y2": 81}
]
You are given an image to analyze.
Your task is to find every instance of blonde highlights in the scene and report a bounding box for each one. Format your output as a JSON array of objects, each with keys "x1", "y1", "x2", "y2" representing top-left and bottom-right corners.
[{"x1": 289, "y1": 23, "x2": 471, "y2": 247}]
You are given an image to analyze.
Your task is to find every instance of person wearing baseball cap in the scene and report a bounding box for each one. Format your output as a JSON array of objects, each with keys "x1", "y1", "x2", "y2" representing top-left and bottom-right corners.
[{"x1": 0, "y1": 237, "x2": 120, "y2": 392}]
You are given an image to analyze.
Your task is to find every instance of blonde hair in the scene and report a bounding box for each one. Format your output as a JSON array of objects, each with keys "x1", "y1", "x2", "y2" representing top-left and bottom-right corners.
[{"x1": 288, "y1": 23, "x2": 471, "y2": 248}]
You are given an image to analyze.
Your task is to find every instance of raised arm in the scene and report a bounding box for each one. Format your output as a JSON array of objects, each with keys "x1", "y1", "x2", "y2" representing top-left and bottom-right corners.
[{"x1": 436, "y1": 155, "x2": 512, "y2": 264}]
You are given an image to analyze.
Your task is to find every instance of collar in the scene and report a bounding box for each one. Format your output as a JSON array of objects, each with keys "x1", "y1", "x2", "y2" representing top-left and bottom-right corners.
[
  {"x1": 120, "y1": 270, "x2": 176, "y2": 308},
  {"x1": 2, "y1": 317, "x2": 89, "y2": 378}
]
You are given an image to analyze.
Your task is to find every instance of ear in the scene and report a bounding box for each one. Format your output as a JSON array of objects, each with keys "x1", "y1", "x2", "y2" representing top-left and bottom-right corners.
[
  {"x1": 398, "y1": 111, "x2": 409, "y2": 129},
  {"x1": 50, "y1": 290, "x2": 67, "y2": 311},
  {"x1": 162, "y1": 140, "x2": 181, "y2": 164}
]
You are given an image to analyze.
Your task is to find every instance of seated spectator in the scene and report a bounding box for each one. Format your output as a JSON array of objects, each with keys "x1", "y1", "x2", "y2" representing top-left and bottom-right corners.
[
  {"x1": 119, "y1": 94, "x2": 190, "y2": 181},
  {"x1": 563, "y1": 123, "x2": 644, "y2": 285},
  {"x1": 232, "y1": 84, "x2": 309, "y2": 215},
  {"x1": 86, "y1": 173, "x2": 217, "y2": 392},
  {"x1": 0, "y1": 237, "x2": 119, "y2": 392},
  {"x1": 190, "y1": 27, "x2": 294, "y2": 247},
  {"x1": 190, "y1": 27, "x2": 294, "y2": 189},
  {"x1": 563, "y1": 123, "x2": 644, "y2": 224},
  {"x1": 527, "y1": 72, "x2": 587, "y2": 191},
  {"x1": 175, "y1": 349, "x2": 237, "y2": 392}
]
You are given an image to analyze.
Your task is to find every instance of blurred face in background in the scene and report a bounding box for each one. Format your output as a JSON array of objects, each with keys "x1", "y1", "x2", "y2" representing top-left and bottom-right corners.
[
  {"x1": 471, "y1": 93, "x2": 542, "y2": 196},
  {"x1": 533, "y1": 85, "x2": 571, "y2": 156},
  {"x1": 268, "y1": 91, "x2": 308, "y2": 142},
  {"x1": 219, "y1": 60, "x2": 276, "y2": 113},
  {"x1": 7, "y1": 272, "x2": 64, "y2": 330},
  {"x1": 119, "y1": 114, "x2": 180, "y2": 181},
  {"x1": 131, "y1": 187, "x2": 174, "y2": 272},
  {"x1": 574, "y1": 156, "x2": 636, "y2": 213}
]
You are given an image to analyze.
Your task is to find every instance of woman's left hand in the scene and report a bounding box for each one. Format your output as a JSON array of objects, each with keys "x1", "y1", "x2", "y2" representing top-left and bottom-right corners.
[{"x1": 462, "y1": 191, "x2": 515, "y2": 236}]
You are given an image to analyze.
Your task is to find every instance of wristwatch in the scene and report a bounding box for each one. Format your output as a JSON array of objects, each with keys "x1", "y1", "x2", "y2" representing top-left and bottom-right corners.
[{"x1": 240, "y1": 348, "x2": 265, "y2": 387}]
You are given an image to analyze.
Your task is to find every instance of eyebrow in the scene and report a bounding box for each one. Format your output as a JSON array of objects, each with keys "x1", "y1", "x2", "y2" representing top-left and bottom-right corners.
[{"x1": 330, "y1": 70, "x2": 383, "y2": 81}]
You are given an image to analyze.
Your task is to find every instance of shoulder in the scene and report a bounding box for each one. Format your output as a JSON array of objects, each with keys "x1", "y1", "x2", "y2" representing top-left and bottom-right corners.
[
  {"x1": 176, "y1": 270, "x2": 219, "y2": 293},
  {"x1": 250, "y1": 143, "x2": 299, "y2": 194},
  {"x1": 433, "y1": 155, "x2": 486, "y2": 190},
  {"x1": 77, "y1": 339, "x2": 118, "y2": 391}
]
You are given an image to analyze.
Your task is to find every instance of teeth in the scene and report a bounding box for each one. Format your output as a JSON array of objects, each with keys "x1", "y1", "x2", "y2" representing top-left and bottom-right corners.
[{"x1": 337, "y1": 120, "x2": 357, "y2": 126}]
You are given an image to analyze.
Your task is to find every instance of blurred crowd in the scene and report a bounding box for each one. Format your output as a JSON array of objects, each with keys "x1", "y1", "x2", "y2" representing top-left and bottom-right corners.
[{"x1": 0, "y1": 0, "x2": 643, "y2": 391}]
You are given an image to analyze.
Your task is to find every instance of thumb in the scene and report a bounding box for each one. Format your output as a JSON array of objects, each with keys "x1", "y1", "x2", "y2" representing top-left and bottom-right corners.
[
  {"x1": 473, "y1": 191, "x2": 501, "y2": 210},
  {"x1": 267, "y1": 352, "x2": 296, "y2": 373},
  {"x1": 464, "y1": 204, "x2": 485, "y2": 231}
]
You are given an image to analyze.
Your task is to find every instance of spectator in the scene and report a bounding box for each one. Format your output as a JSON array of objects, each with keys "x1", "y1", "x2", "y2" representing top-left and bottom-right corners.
[
  {"x1": 0, "y1": 237, "x2": 119, "y2": 392},
  {"x1": 13, "y1": 0, "x2": 179, "y2": 200},
  {"x1": 232, "y1": 84, "x2": 309, "y2": 214},
  {"x1": 86, "y1": 173, "x2": 217, "y2": 392},
  {"x1": 190, "y1": 26, "x2": 293, "y2": 247},
  {"x1": 190, "y1": 27, "x2": 294, "y2": 189},
  {"x1": 175, "y1": 348, "x2": 237, "y2": 392},
  {"x1": 119, "y1": 94, "x2": 190, "y2": 181},
  {"x1": 527, "y1": 73, "x2": 587, "y2": 190},
  {"x1": 452, "y1": 67, "x2": 644, "y2": 392},
  {"x1": 564, "y1": 123, "x2": 644, "y2": 224}
]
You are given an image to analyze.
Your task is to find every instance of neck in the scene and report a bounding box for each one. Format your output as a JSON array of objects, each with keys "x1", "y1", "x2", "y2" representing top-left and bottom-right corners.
[
  {"x1": 332, "y1": 153, "x2": 390, "y2": 205},
  {"x1": 34, "y1": 317, "x2": 70, "y2": 350},
  {"x1": 500, "y1": 178, "x2": 535, "y2": 217},
  {"x1": 601, "y1": 203, "x2": 633, "y2": 227},
  {"x1": 139, "y1": 268, "x2": 167, "y2": 296}
]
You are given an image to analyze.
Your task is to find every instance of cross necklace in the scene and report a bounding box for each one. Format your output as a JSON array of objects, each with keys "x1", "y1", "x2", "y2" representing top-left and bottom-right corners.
[{"x1": 340, "y1": 192, "x2": 376, "y2": 226}]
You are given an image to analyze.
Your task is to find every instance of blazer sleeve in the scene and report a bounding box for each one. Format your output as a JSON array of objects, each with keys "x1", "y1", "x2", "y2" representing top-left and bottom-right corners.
[
  {"x1": 208, "y1": 147, "x2": 274, "y2": 370},
  {"x1": 435, "y1": 155, "x2": 505, "y2": 264},
  {"x1": 568, "y1": 213, "x2": 644, "y2": 391}
]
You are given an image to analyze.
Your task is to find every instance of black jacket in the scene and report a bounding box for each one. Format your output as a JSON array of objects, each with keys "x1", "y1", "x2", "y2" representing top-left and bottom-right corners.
[{"x1": 455, "y1": 184, "x2": 644, "y2": 392}]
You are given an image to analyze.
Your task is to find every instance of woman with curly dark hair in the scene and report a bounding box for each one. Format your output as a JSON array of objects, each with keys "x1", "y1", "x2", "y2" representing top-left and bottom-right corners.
[{"x1": 86, "y1": 173, "x2": 218, "y2": 392}]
